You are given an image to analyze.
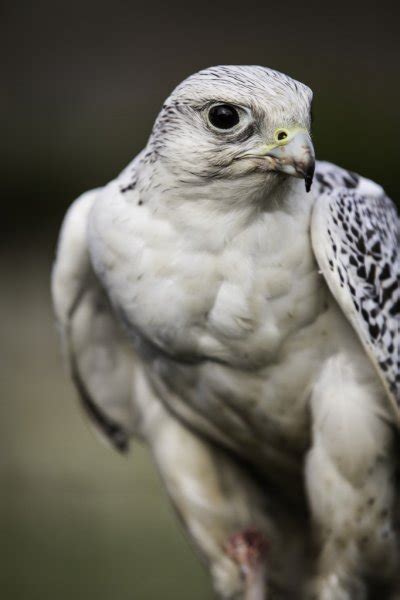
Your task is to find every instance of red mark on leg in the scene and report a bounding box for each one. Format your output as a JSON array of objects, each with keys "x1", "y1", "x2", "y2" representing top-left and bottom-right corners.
[{"x1": 225, "y1": 528, "x2": 268, "y2": 600}]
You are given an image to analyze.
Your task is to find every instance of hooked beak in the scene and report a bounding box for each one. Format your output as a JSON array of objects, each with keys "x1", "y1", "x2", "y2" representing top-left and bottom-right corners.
[{"x1": 240, "y1": 128, "x2": 315, "y2": 192}]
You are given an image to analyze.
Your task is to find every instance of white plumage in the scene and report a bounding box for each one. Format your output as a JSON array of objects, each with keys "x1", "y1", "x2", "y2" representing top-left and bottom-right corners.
[{"x1": 52, "y1": 66, "x2": 400, "y2": 599}]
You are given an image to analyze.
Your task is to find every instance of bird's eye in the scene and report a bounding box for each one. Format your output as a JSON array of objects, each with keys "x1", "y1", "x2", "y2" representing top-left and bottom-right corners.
[{"x1": 208, "y1": 104, "x2": 240, "y2": 130}]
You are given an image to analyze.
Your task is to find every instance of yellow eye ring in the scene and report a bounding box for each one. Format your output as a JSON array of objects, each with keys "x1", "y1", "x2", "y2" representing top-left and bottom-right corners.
[{"x1": 274, "y1": 129, "x2": 289, "y2": 143}]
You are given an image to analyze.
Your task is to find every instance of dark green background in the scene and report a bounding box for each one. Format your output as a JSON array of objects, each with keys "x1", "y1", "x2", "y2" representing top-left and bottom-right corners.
[{"x1": 1, "y1": 1, "x2": 399, "y2": 598}]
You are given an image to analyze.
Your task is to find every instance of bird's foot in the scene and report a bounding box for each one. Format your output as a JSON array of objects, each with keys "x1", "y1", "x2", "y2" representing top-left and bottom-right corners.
[{"x1": 225, "y1": 528, "x2": 268, "y2": 600}]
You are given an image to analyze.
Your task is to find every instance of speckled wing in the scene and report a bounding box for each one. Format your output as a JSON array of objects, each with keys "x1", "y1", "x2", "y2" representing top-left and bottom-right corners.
[
  {"x1": 51, "y1": 190, "x2": 137, "y2": 451},
  {"x1": 312, "y1": 168, "x2": 400, "y2": 417}
]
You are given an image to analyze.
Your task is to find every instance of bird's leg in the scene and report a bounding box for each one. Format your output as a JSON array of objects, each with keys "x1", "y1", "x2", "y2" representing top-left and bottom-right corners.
[
  {"x1": 143, "y1": 379, "x2": 279, "y2": 599},
  {"x1": 225, "y1": 528, "x2": 268, "y2": 600},
  {"x1": 305, "y1": 355, "x2": 398, "y2": 599}
]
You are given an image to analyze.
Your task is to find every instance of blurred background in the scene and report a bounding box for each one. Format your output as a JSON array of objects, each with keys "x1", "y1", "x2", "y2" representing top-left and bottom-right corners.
[{"x1": 1, "y1": 1, "x2": 399, "y2": 598}]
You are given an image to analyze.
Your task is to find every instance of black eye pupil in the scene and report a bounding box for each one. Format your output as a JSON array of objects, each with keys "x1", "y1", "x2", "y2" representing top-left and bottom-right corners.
[{"x1": 208, "y1": 104, "x2": 240, "y2": 130}]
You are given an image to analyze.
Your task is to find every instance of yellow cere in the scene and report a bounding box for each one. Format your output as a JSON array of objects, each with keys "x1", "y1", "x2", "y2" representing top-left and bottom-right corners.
[{"x1": 273, "y1": 126, "x2": 308, "y2": 146}]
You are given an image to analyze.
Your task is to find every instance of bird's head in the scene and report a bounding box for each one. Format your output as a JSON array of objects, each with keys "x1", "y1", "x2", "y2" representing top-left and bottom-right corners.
[{"x1": 146, "y1": 65, "x2": 315, "y2": 200}]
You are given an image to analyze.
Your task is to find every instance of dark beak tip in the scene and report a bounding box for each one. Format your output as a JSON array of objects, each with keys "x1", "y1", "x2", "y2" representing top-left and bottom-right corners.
[{"x1": 304, "y1": 163, "x2": 315, "y2": 193}]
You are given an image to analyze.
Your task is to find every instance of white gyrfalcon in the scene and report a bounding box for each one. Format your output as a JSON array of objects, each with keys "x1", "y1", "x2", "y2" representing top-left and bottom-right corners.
[{"x1": 52, "y1": 66, "x2": 400, "y2": 599}]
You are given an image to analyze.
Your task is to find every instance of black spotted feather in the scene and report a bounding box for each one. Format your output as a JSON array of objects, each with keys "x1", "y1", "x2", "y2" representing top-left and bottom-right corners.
[{"x1": 312, "y1": 174, "x2": 400, "y2": 415}]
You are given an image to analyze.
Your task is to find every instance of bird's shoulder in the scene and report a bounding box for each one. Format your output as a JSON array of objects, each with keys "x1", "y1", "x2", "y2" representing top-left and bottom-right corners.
[
  {"x1": 311, "y1": 161, "x2": 400, "y2": 418},
  {"x1": 314, "y1": 160, "x2": 384, "y2": 198},
  {"x1": 52, "y1": 188, "x2": 139, "y2": 451},
  {"x1": 52, "y1": 188, "x2": 100, "y2": 324}
]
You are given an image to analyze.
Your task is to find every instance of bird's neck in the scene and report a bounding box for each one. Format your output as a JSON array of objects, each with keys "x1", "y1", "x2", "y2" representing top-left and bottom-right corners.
[{"x1": 137, "y1": 160, "x2": 315, "y2": 252}]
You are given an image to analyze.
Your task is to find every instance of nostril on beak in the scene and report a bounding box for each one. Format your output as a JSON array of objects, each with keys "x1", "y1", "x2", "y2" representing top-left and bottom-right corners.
[{"x1": 274, "y1": 129, "x2": 289, "y2": 143}]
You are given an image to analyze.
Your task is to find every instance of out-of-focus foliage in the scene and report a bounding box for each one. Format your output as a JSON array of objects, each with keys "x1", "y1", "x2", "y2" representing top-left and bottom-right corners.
[{"x1": 1, "y1": 1, "x2": 398, "y2": 598}]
